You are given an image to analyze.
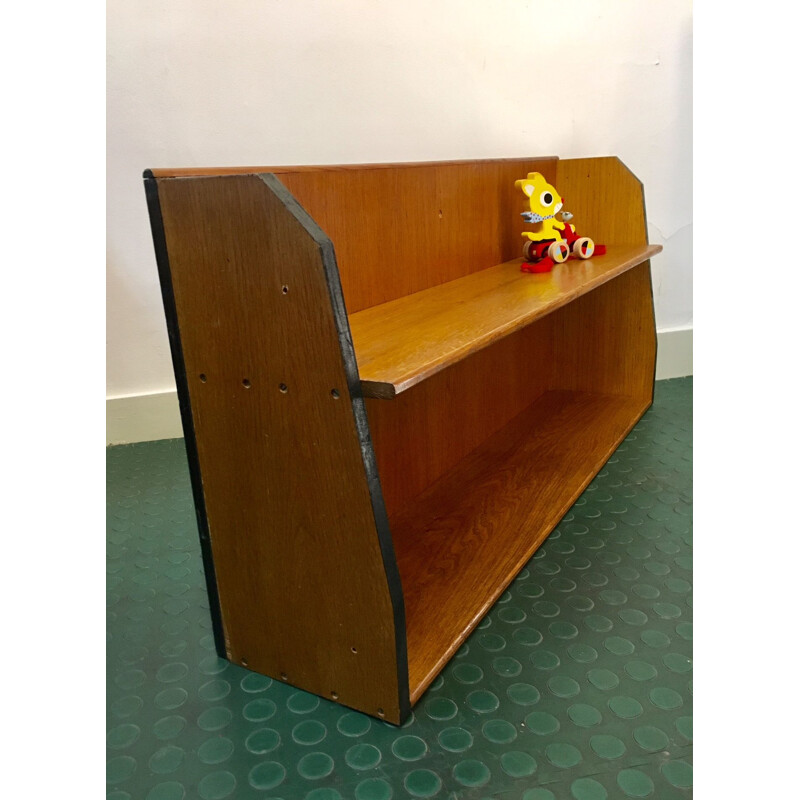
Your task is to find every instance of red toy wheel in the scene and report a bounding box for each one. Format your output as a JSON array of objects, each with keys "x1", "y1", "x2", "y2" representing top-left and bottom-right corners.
[
  {"x1": 572, "y1": 237, "x2": 595, "y2": 259},
  {"x1": 548, "y1": 241, "x2": 570, "y2": 263}
]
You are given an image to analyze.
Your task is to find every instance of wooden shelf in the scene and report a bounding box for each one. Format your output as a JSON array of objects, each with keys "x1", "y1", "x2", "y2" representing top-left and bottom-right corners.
[
  {"x1": 147, "y1": 156, "x2": 659, "y2": 724},
  {"x1": 350, "y1": 244, "x2": 661, "y2": 399},
  {"x1": 392, "y1": 389, "x2": 649, "y2": 702}
]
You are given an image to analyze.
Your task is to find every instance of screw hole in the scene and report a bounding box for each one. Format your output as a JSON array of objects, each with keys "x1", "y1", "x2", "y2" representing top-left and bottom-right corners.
[
  {"x1": 281, "y1": 285, "x2": 289, "y2": 294},
  {"x1": 242, "y1": 378, "x2": 251, "y2": 388},
  {"x1": 199, "y1": 373, "x2": 207, "y2": 382},
  {"x1": 279, "y1": 383, "x2": 288, "y2": 393},
  {"x1": 331, "y1": 691, "x2": 339, "y2": 700},
  {"x1": 241, "y1": 657, "x2": 248, "y2": 667},
  {"x1": 351, "y1": 646, "x2": 357, "y2": 654},
  {"x1": 377, "y1": 708, "x2": 385, "y2": 718},
  {"x1": 331, "y1": 389, "x2": 340, "y2": 399},
  {"x1": 280, "y1": 672, "x2": 288, "y2": 681}
]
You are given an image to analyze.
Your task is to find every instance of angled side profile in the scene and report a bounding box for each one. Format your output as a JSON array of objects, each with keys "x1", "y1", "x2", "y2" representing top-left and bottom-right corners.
[{"x1": 144, "y1": 156, "x2": 660, "y2": 724}]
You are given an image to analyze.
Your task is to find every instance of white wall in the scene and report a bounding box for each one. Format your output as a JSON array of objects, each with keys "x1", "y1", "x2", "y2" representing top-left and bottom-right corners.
[{"x1": 107, "y1": 0, "x2": 692, "y2": 401}]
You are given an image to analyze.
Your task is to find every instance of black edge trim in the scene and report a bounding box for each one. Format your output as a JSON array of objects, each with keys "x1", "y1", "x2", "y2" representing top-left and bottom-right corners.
[
  {"x1": 258, "y1": 172, "x2": 411, "y2": 723},
  {"x1": 634, "y1": 166, "x2": 658, "y2": 407},
  {"x1": 143, "y1": 174, "x2": 227, "y2": 660},
  {"x1": 647, "y1": 259, "x2": 658, "y2": 406}
]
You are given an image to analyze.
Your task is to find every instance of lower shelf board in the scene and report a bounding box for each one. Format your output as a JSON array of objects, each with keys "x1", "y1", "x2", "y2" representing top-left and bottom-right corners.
[{"x1": 391, "y1": 389, "x2": 650, "y2": 703}]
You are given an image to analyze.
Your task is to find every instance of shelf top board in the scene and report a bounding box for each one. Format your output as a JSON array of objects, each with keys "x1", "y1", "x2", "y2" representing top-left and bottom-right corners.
[{"x1": 349, "y1": 243, "x2": 661, "y2": 398}]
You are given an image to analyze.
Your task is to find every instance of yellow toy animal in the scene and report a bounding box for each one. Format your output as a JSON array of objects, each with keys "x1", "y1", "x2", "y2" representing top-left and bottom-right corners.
[
  {"x1": 515, "y1": 172, "x2": 603, "y2": 273},
  {"x1": 515, "y1": 173, "x2": 565, "y2": 243}
]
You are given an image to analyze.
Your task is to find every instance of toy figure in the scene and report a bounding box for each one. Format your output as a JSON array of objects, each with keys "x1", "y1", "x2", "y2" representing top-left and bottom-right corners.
[{"x1": 515, "y1": 173, "x2": 605, "y2": 273}]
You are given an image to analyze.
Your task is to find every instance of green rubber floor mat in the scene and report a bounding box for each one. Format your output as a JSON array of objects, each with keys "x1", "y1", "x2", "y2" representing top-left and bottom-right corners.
[{"x1": 107, "y1": 377, "x2": 692, "y2": 800}]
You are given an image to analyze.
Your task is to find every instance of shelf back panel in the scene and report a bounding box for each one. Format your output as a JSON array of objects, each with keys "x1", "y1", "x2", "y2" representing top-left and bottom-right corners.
[
  {"x1": 555, "y1": 156, "x2": 648, "y2": 246},
  {"x1": 275, "y1": 157, "x2": 558, "y2": 313},
  {"x1": 147, "y1": 172, "x2": 408, "y2": 722},
  {"x1": 366, "y1": 316, "x2": 556, "y2": 521}
]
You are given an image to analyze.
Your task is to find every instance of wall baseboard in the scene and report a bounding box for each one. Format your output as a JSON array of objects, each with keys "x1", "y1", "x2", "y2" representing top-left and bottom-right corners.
[
  {"x1": 106, "y1": 390, "x2": 184, "y2": 446},
  {"x1": 107, "y1": 326, "x2": 693, "y2": 445},
  {"x1": 654, "y1": 325, "x2": 693, "y2": 381}
]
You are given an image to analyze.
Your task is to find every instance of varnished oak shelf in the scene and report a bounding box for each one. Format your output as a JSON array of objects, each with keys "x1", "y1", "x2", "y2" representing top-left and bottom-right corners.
[
  {"x1": 146, "y1": 155, "x2": 660, "y2": 725},
  {"x1": 392, "y1": 390, "x2": 648, "y2": 701},
  {"x1": 350, "y1": 244, "x2": 662, "y2": 399}
]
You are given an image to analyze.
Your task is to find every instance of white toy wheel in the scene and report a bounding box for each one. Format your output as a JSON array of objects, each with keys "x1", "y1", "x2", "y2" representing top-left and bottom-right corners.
[
  {"x1": 548, "y1": 241, "x2": 570, "y2": 263},
  {"x1": 522, "y1": 240, "x2": 537, "y2": 262},
  {"x1": 572, "y1": 237, "x2": 595, "y2": 259}
]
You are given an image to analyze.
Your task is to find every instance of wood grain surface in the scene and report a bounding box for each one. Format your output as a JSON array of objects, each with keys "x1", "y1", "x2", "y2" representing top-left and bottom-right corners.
[
  {"x1": 275, "y1": 158, "x2": 559, "y2": 313},
  {"x1": 358, "y1": 157, "x2": 658, "y2": 699},
  {"x1": 350, "y1": 244, "x2": 661, "y2": 398},
  {"x1": 147, "y1": 157, "x2": 557, "y2": 178},
  {"x1": 365, "y1": 316, "x2": 557, "y2": 521},
  {"x1": 553, "y1": 261, "x2": 657, "y2": 402},
  {"x1": 147, "y1": 156, "x2": 660, "y2": 721},
  {"x1": 551, "y1": 157, "x2": 655, "y2": 403},
  {"x1": 154, "y1": 173, "x2": 405, "y2": 722},
  {"x1": 390, "y1": 390, "x2": 650, "y2": 702},
  {"x1": 555, "y1": 156, "x2": 648, "y2": 246}
]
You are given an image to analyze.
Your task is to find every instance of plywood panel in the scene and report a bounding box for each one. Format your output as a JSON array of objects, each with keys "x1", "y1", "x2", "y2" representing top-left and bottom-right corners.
[
  {"x1": 275, "y1": 158, "x2": 558, "y2": 312},
  {"x1": 148, "y1": 157, "x2": 550, "y2": 178},
  {"x1": 549, "y1": 159, "x2": 655, "y2": 401},
  {"x1": 390, "y1": 390, "x2": 650, "y2": 701},
  {"x1": 555, "y1": 157, "x2": 648, "y2": 246},
  {"x1": 350, "y1": 244, "x2": 660, "y2": 397},
  {"x1": 152, "y1": 173, "x2": 407, "y2": 722},
  {"x1": 553, "y1": 262, "x2": 657, "y2": 402},
  {"x1": 365, "y1": 318, "x2": 555, "y2": 521}
]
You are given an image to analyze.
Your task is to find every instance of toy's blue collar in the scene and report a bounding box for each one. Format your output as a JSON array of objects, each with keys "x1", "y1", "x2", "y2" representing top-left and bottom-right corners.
[{"x1": 521, "y1": 212, "x2": 555, "y2": 223}]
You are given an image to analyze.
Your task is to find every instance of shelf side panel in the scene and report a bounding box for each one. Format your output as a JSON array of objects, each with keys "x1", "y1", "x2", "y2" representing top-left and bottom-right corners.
[
  {"x1": 277, "y1": 157, "x2": 558, "y2": 313},
  {"x1": 150, "y1": 173, "x2": 407, "y2": 722},
  {"x1": 555, "y1": 156, "x2": 648, "y2": 246},
  {"x1": 553, "y1": 157, "x2": 656, "y2": 402},
  {"x1": 552, "y1": 262, "x2": 657, "y2": 402}
]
